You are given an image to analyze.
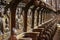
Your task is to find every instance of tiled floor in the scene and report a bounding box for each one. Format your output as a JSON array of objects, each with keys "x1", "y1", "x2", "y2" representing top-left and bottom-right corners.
[{"x1": 53, "y1": 26, "x2": 60, "y2": 40}]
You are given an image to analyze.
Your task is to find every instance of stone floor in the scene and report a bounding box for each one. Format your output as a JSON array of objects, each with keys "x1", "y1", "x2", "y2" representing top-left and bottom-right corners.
[{"x1": 53, "y1": 24, "x2": 60, "y2": 40}]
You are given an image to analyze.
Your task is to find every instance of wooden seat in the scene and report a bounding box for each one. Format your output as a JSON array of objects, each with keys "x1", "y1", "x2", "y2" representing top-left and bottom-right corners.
[
  {"x1": 19, "y1": 38, "x2": 32, "y2": 40},
  {"x1": 24, "y1": 32, "x2": 40, "y2": 40}
]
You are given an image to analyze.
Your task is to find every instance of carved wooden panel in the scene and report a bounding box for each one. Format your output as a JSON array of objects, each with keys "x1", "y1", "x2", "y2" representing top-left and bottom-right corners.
[
  {"x1": 2, "y1": 8, "x2": 11, "y2": 40},
  {"x1": 15, "y1": 7, "x2": 24, "y2": 35},
  {"x1": 27, "y1": 8, "x2": 32, "y2": 32}
]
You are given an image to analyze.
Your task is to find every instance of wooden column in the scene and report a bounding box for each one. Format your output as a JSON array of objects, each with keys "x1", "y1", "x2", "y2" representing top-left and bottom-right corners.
[
  {"x1": 31, "y1": 6, "x2": 36, "y2": 28},
  {"x1": 37, "y1": 8, "x2": 42, "y2": 25},
  {"x1": 31, "y1": 9, "x2": 34, "y2": 28},
  {"x1": 10, "y1": 7, "x2": 16, "y2": 35},
  {"x1": 23, "y1": 8, "x2": 27, "y2": 32},
  {"x1": 23, "y1": 0, "x2": 34, "y2": 31},
  {"x1": 43, "y1": 9, "x2": 45, "y2": 22},
  {"x1": 37, "y1": 8, "x2": 39, "y2": 26},
  {"x1": 8, "y1": 6, "x2": 17, "y2": 40},
  {"x1": 40, "y1": 8, "x2": 43, "y2": 24}
]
